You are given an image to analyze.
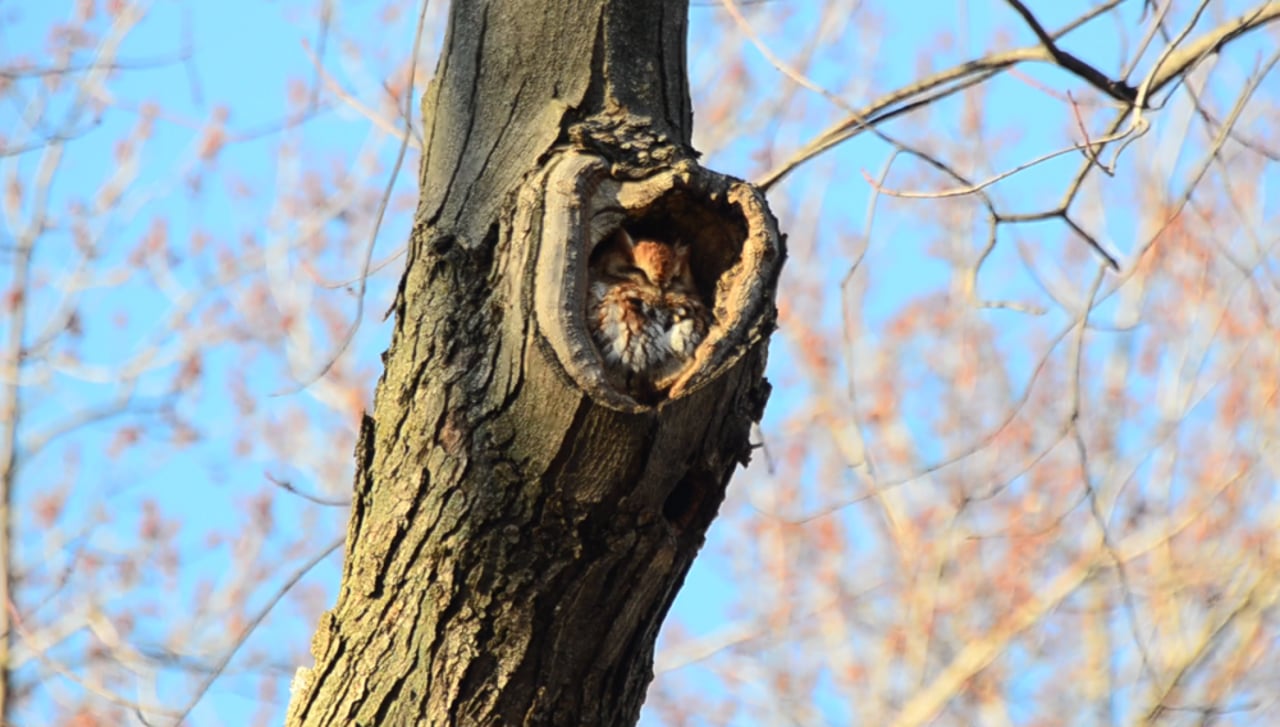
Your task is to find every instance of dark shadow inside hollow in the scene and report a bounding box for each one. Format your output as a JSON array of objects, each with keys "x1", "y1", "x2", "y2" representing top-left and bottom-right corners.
[{"x1": 662, "y1": 469, "x2": 721, "y2": 533}]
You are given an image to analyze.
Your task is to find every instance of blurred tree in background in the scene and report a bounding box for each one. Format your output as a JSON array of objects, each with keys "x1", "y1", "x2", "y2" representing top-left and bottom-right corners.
[{"x1": 1, "y1": 0, "x2": 1277, "y2": 724}]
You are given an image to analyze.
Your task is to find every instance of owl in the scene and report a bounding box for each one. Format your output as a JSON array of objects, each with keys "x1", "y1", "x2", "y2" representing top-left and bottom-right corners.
[{"x1": 587, "y1": 228, "x2": 710, "y2": 400}]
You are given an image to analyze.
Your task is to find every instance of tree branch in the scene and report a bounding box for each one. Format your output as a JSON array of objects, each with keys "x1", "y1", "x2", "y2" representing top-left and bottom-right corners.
[{"x1": 1003, "y1": 0, "x2": 1138, "y2": 103}]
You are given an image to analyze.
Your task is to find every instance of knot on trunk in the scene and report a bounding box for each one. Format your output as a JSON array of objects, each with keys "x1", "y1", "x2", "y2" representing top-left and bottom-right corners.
[{"x1": 519, "y1": 150, "x2": 784, "y2": 412}]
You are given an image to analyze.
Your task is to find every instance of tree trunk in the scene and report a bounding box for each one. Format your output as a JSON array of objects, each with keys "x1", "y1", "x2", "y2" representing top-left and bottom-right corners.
[{"x1": 286, "y1": 1, "x2": 782, "y2": 724}]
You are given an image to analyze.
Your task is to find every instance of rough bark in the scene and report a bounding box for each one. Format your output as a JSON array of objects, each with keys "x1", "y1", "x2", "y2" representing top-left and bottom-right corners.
[{"x1": 286, "y1": 1, "x2": 782, "y2": 725}]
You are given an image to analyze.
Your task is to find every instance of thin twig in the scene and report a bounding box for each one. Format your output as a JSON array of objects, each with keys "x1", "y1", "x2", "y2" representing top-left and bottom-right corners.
[
  {"x1": 1004, "y1": 0, "x2": 1138, "y2": 103},
  {"x1": 282, "y1": 0, "x2": 431, "y2": 393},
  {"x1": 170, "y1": 537, "x2": 344, "y2": 726}
]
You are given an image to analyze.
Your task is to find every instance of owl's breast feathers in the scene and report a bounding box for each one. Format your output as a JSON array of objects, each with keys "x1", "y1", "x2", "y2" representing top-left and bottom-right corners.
[{"x1": 588, "y1": 280, "x2": 708, "y2": 396}]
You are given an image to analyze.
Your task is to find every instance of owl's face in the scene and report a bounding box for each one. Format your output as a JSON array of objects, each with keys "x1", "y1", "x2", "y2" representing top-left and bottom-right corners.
[{"x1": 594, "y1": 230, "x2": 697, "y2": 295}]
